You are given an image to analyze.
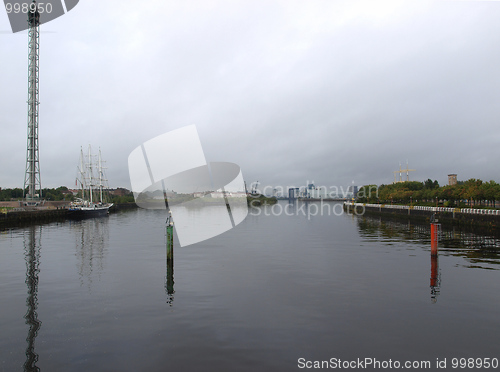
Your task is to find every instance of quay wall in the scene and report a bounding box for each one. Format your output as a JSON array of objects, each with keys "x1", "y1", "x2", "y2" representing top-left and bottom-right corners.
[
  {"x1": 109, "y1": 203, "x2": 138, "y2": 212},
  {"x1": 0, "y1": 208, "x2": 69, "y2": 227},
  {"x1": 344, "y1": 202, "x2": 500, "y2": 232},
  {"x1": 0, "y1": 202, "x2": 138, "y2": 228}
]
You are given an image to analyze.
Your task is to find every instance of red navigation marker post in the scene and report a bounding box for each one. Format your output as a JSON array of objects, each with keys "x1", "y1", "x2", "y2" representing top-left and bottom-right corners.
[
  {"x1": 429, "y1": 214, "x2": 441, "y2": 302},
  {"x1": 430, "y1": 214, "x2": 440, "y2": 256}
]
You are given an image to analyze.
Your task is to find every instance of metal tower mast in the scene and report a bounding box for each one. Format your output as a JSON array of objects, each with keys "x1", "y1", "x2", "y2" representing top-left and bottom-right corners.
[{"x1": 24, "y1": 1, "x2": 41, "y2": 202}]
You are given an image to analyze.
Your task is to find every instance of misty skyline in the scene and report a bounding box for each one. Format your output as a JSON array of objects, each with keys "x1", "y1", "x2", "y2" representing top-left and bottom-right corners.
[{"x1": 1, "y1": 0, "x2": 500, "y2": 190}]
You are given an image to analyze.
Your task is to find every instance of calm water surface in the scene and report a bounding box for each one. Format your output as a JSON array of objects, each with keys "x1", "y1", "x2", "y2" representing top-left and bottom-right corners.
[{"x1": 1, "y1": 201, "x2": 500, "y2": 371}]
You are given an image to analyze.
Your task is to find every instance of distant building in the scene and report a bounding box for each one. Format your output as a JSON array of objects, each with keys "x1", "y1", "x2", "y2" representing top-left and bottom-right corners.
[
  {"x1": 352, "y1": 185, "x2": 358, "y2": 198},
  {"x1": 67, "y1": 189, "x2": 79, "y2": 196},
  {"x1": 344, "y1": 185, "x2": 358, "y2": 199},
  {"x1": 210, "y1": 191, "x2": 225, "y2": 198},
  {"x1": 448, "y1": 174, "x2": 457, "y2": 186},
  {"x1": 288, "y1": 188, "x2": 299, "y2": 199},
  {"x1": 209, "y1": 191, "x2": 246, "y2": 198},
  {"x1": 308, "y1": 187, "x2": 329, "y2": 199}
]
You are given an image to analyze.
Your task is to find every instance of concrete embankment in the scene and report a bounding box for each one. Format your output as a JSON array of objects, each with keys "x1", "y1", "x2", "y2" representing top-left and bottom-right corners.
[
  {"x1": 344, "y1": 202, "x2": 500, "y2": 233},
  {"x1": 0, "y1": 207, "x2": 70, "y2": 227},
  {"x1": 0, "y1": 202, "x2": 137, "y2": 228},
  {"x1": 109, "y1": 203, "x2": 138, "y2": 212}
]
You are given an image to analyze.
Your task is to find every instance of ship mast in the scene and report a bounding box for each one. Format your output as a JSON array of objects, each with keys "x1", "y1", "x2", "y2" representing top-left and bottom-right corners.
[
  {"x1": 98, "y1": 148, "x2": 103, "y2": 203},
  {"x1": 88, "y1": 145, "x2": 93, "y2": 203},
  {"x1": 78, "y1": 146, "x2": 85, "y2": 202},
  {"x1": 24, "y1": 0, "x2": 41, "y2": 202}
]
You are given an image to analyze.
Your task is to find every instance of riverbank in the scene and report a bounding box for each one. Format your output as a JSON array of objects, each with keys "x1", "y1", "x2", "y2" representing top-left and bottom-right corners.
[
  {"x1": 344, "y1": 202, "x2": 500, "y2": 234},
  {"x1": 0, "y1": 197, "x2": 277, "y2": 228},
  {"x1": 0, "y1": 202, "x2": 138, "y2": 228},
  {"x1": 247, "y1": 194, "x2": 278, "y2": 206}
]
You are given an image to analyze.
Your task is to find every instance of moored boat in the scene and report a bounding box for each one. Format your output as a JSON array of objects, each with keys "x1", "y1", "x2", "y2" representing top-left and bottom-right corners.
[{"x1": 68, "y1": 145, "x2": 113, "y2": 219}]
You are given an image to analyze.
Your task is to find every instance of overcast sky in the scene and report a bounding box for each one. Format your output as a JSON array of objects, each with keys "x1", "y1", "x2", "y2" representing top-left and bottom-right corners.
[{"x1": 1, "y1": 0, "x2": 500, "y2": 191}]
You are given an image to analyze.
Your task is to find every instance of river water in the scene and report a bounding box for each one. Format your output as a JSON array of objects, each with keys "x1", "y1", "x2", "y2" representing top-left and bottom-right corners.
[{"x1": 1, "y1": 201, "x2": 499, "y2": 371}]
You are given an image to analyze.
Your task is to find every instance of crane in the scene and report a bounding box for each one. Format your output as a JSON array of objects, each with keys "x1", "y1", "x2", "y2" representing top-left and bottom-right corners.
[{"x1": 393, "y1": 161, "x2": 416, "y2": 183}]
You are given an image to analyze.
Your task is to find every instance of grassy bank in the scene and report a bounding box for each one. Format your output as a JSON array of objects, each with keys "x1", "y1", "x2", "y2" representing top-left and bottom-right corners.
[{"x1": 247, "y1": 194, "x2": 278, "y2": 206}]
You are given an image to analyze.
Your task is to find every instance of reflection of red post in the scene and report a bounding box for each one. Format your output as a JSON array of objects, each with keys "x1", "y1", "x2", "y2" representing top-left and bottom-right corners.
[
  {"x1": 430, "y1": 255, "x2": 438, "y2": 287},
  {"x1": 430, "y1": 223, "x2": 438, "y2": 256}
]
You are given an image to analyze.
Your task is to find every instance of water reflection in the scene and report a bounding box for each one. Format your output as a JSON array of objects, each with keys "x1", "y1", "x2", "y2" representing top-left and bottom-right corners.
[
  {"x1": 430, "y1": 255, "x2": 441, "y2": 304},
  {"x1": 165, "y1": 219, "x2": 175, "y2": 305},
  {"x1": 23, "y1": 226, "x2": 42, "y2": 372},
  {"x1": 171, "y1": 203, "x2": 246, "y2": 247},
  {"x1": 356, "y1": 216, "x2": 500, "y2": 270},
  {"x1": 165, "y1": 258, "x2": 174, "y2": 305},
  {"x1": 70, "y1": 218, "x2": 109, "y2": 289}
]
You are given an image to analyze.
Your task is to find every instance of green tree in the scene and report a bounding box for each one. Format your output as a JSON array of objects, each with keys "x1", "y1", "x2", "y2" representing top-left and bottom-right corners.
[
  {"x1": 424, "y1": 179, "x2": 439, "y2": 189},
  {"x1": 356, "y1": 185, "x2": 378, "y2": 203},
  {"x1": 462, "y1": 179, "x2": 483, "y2": 207}
]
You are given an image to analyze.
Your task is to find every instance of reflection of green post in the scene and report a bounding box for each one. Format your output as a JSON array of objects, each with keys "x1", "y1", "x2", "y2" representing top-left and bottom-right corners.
[
  {"x1": 166, "y1": 255, "x2": 174, "y2": 300},
  {"x1": 165, "y1": 213, "x2": 174, "y2": 303}
]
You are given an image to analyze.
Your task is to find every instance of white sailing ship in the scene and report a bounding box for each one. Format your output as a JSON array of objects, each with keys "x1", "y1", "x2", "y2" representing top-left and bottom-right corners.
[{"x1": 68, "y1": 145, "x2": 113, "y2": 218}]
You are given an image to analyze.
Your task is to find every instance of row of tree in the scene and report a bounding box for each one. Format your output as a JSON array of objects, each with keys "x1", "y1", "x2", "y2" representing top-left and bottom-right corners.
[
  {"x1": 0, "y1": 187, "x2": 74, "y2": 201},
  {"x1": 356, "y1": 179, "x2": 500, "y2": 208},
  {"x1": 0, "y1": 187, "x2": 135, "y2": 204}
]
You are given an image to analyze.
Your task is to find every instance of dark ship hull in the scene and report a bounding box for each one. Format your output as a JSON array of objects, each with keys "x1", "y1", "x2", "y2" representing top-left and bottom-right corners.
[{"x1": 67, "y1": 204, "x2": 112, "y2": 219}]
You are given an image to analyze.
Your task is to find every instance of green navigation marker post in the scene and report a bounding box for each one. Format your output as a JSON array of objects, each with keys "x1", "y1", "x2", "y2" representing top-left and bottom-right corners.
[{"x1": 166, "y1": 212, "x2": 174, "y2": 262}]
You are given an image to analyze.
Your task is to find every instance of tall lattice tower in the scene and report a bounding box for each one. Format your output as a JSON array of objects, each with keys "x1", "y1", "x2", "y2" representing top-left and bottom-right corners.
[{"x1": 24, "y1": 1, "x2": 41, "y2": 202}]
